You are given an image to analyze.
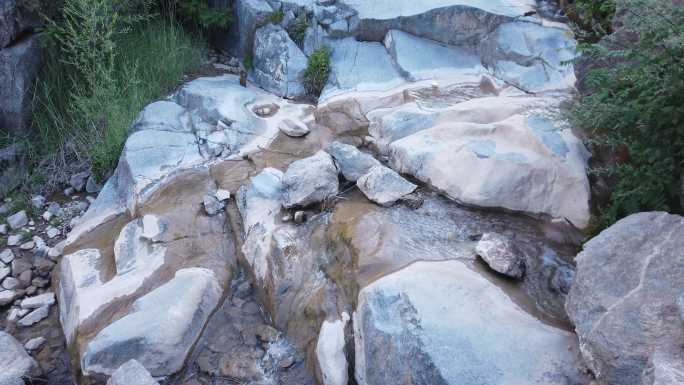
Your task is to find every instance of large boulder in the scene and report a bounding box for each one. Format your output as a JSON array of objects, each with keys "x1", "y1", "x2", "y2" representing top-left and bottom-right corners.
[
  {"x1": 354, "y1": 260, "x2": 588, "y2": 385},
  {"x1": 252, "y1": 24, "x2": 308, "y2": 98},
  {"x1": 282, "y1": 150, "x2": 339, "y2": 208},
  {"x1": 0, "y1": 331, "x2": 41, "y2": 384},
  {"x1": 235, "y1": 0, "x2": 273, "y2": 57},
  {"x1": 0, "y1": 34, "x2": 42, "y2": 135},
  {"x1": 566, "y1": 212, "x2": 684, "y2": 385}
]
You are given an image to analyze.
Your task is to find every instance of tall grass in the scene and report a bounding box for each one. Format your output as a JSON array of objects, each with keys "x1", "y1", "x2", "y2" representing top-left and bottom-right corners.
[{"x1": 29, "y1": 18, "x2": 205, "y2": 183}]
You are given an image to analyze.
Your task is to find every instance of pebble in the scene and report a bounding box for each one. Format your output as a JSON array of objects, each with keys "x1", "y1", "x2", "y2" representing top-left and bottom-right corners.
[
  {"x1": 46, "y1": 227, "x2": 60, "y2": 239},
  {"x1": 19, "y1": 241, "x2": 35, "y2": 250},
  {"x1": 11, "y1": 258, "x2": 32, "y2": 275},
  {"x1": 24, "y1": 337, "x2": 46, "y2": 351},
  {"x1": 7, "y1": 234, "x2": 21, "y2": 246},
  {"x1": 18, "y1": 305, "x2": 49, "y2": 326},
  {"x1": 31, "y1": 195, "x2": 46, "y2": 209},
  {"x1": 7, "y1": 210, "x2": 29, "y2": 230},
  {"x1": 0, "y1": 248, "x2": 14, "y2": 264},
  {"x1": 6, "y1": 306, "x2": 27, "y2": 322}
]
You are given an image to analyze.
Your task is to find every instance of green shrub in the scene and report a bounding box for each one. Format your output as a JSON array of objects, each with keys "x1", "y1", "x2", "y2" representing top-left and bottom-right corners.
[
  {"x1": 176, "y1": 0, "x2": 233, "y2": 29},
  {"x1": 571, "y1": 0, "x2": 684, "y2": 228},
  {"x1": 268, "y1": 8, "x2": 284, "y2": 24},
  {"x1": 564, "y1": 0, "x2": 616, "y2": 42},
  {"x1": 303, "y1": 46, "x2": 331, "y2": 97},
  {"x1": 288, "y1": 12, "x2": 308, "y2": 46},
  {"x1": 243, "y1": 53, "x2": 253, "y2": 70},
  {"x1": 31, "y1": 1, "x2": 205, "y2": 181}
]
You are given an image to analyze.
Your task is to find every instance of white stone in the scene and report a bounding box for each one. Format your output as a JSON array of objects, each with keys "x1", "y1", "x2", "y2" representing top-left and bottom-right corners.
[
  {"x1": 0, "y1": 331, "x2": 40, "y2": 384},
  {"x1": 357, "y1": 165, "x2": 417, "y2": 207},
  {"x1": 215, "y1": 189, "x2": 231, "y2": 202},
  {"x1": 19, "y1": 241, "x2": 35, "y2": 250},
  {"x1": 316, "y1": 313, "x2": 350, "y2": 385},
  {"x1": 0, "y1": 289, "x2": 16, "y2": 306},
  {"x1": 0, "y1": 223, "x2": 7, "y2": 235},
  {"x1": 282, "y1": 150, "x2": 339, "y2": 208},
  {"x1": 7, "y1": 234, "x2": 21, "y2": 246},
  {"x1": 18, "y1": 305, "x2": 50, "y2": 326},
  {"x1": 41, "y1": 211, "x2": 52, "y2": 221},
  {"x1": 30, "y1": 195, "x2": 45, "y2": 209}
]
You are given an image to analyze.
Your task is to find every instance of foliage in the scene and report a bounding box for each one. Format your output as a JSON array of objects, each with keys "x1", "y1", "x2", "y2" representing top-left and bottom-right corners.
[
  {"x1": 564, "y1": 0, "x2": 616, "y2": 42},
  {"x1": 268, "y1": 8, "x2": 284, "y2": 24},
  {"x1": 303, "y1": 46, "x2": 331, "y2": 97},
  {"x1": 243, "y1": 53, "x2": 253, "y2": 70},
  {"x1": 30, "y1": 1, "x2": 205, "y2": 182},
  {"x1": 176, "y1": 0, "x2": 233, "y2": 29},
  {"x1": 571, "y1": 0, "x2": 684, "y2": 228},
  {"x1": 288, "y1": 12, "x2": 308, "y2": 46}
]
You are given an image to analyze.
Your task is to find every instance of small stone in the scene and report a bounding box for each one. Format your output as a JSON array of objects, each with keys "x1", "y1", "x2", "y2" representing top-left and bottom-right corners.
[
  {"x1": 41, "y1": 211, "x2": 52, "y2": 221},
  {"x1": 2, "y1": 277, "x2": 20, "y2": 290},
  {"x1": 25, "y1": 286, "x2": 37, "y2": 296},
  {"x1": 47, "y1": 247, "x2": 62, "y2": 260},
  {"x1": 70, "y1": 171, "x2": 90, "y2": 191},
  {"x1": 30, "y1": 196, "x2": 45, "y2": 210},
  {"x1": 281, "y1": 214, "x2": 293, "y2": 222},
  {"x1": 19, "y1": 241, "x2": 35, "y2": 251},
  {"x1": 279, "y1": 118, "x2": 311, "y2": 137},
  {"x1": 0, "y1": 290, "x2": 17, "y2": 306},
  {"x1": 215, "y1": 189, "x2": 231, "y2": 201},
  {"x1": 47, "y1": 202, "x2": 61, "y2": 216},
  {"x1": 0, "y1": 249, "x2": 14, "y2": 264},
  {"x1": 46, "y1": 227, "x2": 60, "y2": 239},
  {"x1": 107, "y1": 359, "x2": 160, "y2": 385},
  {"x1": 0, "y1": 224, "x2": 7, "y2": 235},
  {"x1": 11, "y1": 258, "x2": 32, "y2": 275},
  {"x1": 18, "y1": 270, "x2": 32, "y2": 287},
  {"x1": 6, "y1": 306, "x2": 24, "y2": 322},
  {"x1": 7, "y1": 210, "x2": 29, "y2": 230},
  {"x1": 24, "y1": 337, "x2": 46, "y2": 351},
  {"x1": 357, "y1": 165, "x2": 418, "y2": 207},
  {"x1": 31, "y1": 277, "x2": 48, "y2": 288},
  {"x1": 203, "y1": 194, "x2": 225, "y2": 216},
  {"x1": 7, "y1": 234, "x2": 21, "y2": 246},
  {"x1": 294, "y1": 211, "x2": 306, "y2": 224},
  {"x1": 18, "y1": 305, "x2": 49, "y2": 326},
  {"x1": 0, "y1": 202, "x2": 10, "y2": 215},
  {"x1": 475, "y1": 233, "x2": 526, "y2": 279},
  {"x1": 32, "y1": 236, "x2": 46, "y2": 250},
  {"x1": 21, "y1": 292, "x2": 55, "y2": 309},
  {"x1": 85, "y1": 176, "x2": 102, "y2": 193},
  {"x1": 63, "y1": 187, "x2": 74, "y2": 196}
]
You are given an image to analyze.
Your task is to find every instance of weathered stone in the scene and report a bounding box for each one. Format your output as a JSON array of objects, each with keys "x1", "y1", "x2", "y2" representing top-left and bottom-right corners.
[
  {"x1": 354, "y1": 260, "x2": 587, "y2": 385},
  {"x1": 6, "y1": 234, "x2": 21, "y2": 246},
  {"x1": 18, "y1": 305, "x2": 49, "y2": 326},
  {"x1": 316, "y1": 314, "x2": 349, "y2": 385},
  {"x1": 641, "y1": 346, "x2": 684, "y2": 385},
  {"x1": 30, "y1": 195, "x2": 45, "y2": 209},
  {"x1": 236, "y1": 0, "x2": 273, "y2": 57},
  {"x1": 2, "y1": 276, "x2": 19, "y2": 290},
  {"x1": 0, "y1": 331, "x2": 40, "y2": 384},
  {"x1": 107, "y1": 359, "x2": 160, "y2": 385},
  {"x1": 0, "y1": 248, "x2": 14, "y2": 264},
  {"x1": 253, "y1": 24, "x2": 308, "y2": 98},
  {"x1": 566, "y1": 212, "x2": 684, "y2": 385},
  {"x1": 279, "y1": 118, "x2": 310, "y2": 137},
  {"x1": 203, "y1": 194, "x2": 225, "y2": 216},
  {"x1": 282, "y1": 150, "x2": 339, "y2": 208},
  {"x1": 6, "y1": 210, "x2": 28, "y2": 230},
  {"x1": 327, "y1": 141, "x2": 381, "y2": 181},
  {"x1": 0, "y1": 289, "x2": 16, "y2": 305},
  {"x1": 0, "y1": 34, "x2": 42, "y2": 135},
  {"x1": 24, "y1": 337, "x2": 46, "y2": 351},
  {"x1": 20, "y1": 292, "x2": 55, "y2": 309},
  {"x1": 356, "y1": 165, "x2": 417, "y2": 206},
  {"x1": 475, "y1": 232, "x2": 525, "y2": 278},
  {"x1": 82, "y1": 268, "x2": 222, "y2": 377},
  {"x1": 70, "y1": 171, "x2": 90, "y2": 192}
]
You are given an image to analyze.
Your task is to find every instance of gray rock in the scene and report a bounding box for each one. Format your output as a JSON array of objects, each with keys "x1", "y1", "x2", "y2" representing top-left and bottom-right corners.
[
  {"x1": 30, "y1": 195, "x2": 45, "y2": 209},
  {"x1": 6, "y1": 210, "x2": 28, "y2": 230},
  {"x1": 0, "y1": 35, "x2": 42, "y2": 135},
  {"x1": 303, "y1": 24, "x2": 329, "y2": 56},
  {"x1": 203, "y1": 194, "x2": 225, "y2": 216},
  {"x1": 0, "y1": 264, "x2": 10, "y2": 281},
  {"x1": 354, "y1": 260, "x2": 588, "y2": 385},
  {"x1": 86, "y1": 175, "x2": 102, "y2": 193},
  {"x1": 0, "y1": 331, "x2": 40, "y2": 384},
  {"x1": 279, "y1": 118, "x2": 310, "y2": 137},
  {"x1": 82, "y1": 268, "x2": 222, "y2": 377},
  {"x1": 47, "y1": 202, "x2": 61, "y2": 216},
  {"x1": 19, "y1": 241, "x2": 34, "y2": 250},
  {"x1": 11, "y1": 258, "x2": 31, "y2": 275},
  {"x1": 18, "y1": 305, "x2": 49, "y2": 326},
  {"x1": 678, "y1": 293, "x2": 684, "y2": 321},
  {"x1": 107, "y1": 359, "x2": 160, "y2": 385},
  {"x1": 475, "y1": 232, "x2": 525, "y2": 279},
  {"x1": 2, "y1": 277, "x2": 19, "y2": 290},
  {"x1": 0, "y1": 0, "x2": 18, "y2": 48},
  {"x1": 24, "y1": 337, "x2": 46, "y2": 351},
  {"x1": 16, "y1": 271, "x2": 31, "y2": 288},
  {"x1": 566, "y1": 212, "x2": 684, "y2": 385},
  {"x1": 641, "y1": 346, "x2": 684, "y2": 385},
  {"x1": 0, "y1": 248, "x2": 14, "y2": 264},
  {"x1": 0, "y1": 223, "x2": 6, "y2": 235},
  {"x1": 357, "y1": 165, "x2": 417, "y2": 207},
  {"x1": 46, "y1": 226, "x2": 60, "y2": 239},
  {"x1": 21, "y1": 292, "x2": 55, "y2": 309},
  {"x1": 70, "y1": 171, "x2": 90, "y2": 192},
  {"x1": 236, "y1": 0, "x2": 273, "y2": 57},
  {"x1": 0, "y1": 289, "x2": 16, "y2": 306},
  {"x1": 252, "y1": 24, "x2": 308, "y2": 98},
  {"x1": 282, "y1": 150, "x2": 339, "y2": 208},
  {"x1": 327, "y1": 141, "x2": 381, "y2": 181}
]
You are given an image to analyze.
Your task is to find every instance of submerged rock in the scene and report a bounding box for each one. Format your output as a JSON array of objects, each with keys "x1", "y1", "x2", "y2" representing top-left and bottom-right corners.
[
  {"x1": 475, "y1": 232, "x2": 525, "y2": 279},
  {"x1": 566, "y1": 212, "x2": 684, "y2": 385}
]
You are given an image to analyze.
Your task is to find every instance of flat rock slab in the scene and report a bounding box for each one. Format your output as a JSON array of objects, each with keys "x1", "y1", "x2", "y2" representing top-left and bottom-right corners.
[
  {"x1": 341, "y1": 0, "x2": 534, "y2": 19},
  {"x1": 354, "y1": 260, "x2": 587, "y2": 385}
]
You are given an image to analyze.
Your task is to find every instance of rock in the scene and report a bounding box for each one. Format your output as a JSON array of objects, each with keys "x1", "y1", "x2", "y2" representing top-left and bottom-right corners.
[
  {"x1": 641, "y1": 346, "x2": 684, "y2": 385},
  {"x1": 255, "y1": 324, "x2": 280, "y2": 342},
  {"x1": 0, "y1": 331, "x2": 40, "y2": 384},
  {"x1": 7, "y1": 234, "x2": 21, "y2": 246},
  {"x1": 0, "y1": 264, "x2": 10, "y2": 282},
  {"x1": 63, "y1": 187, "x2": 74, "y2": 196},
  {"x1": 107, "y1": 359, "x2": 160, "y2": 385},
  {"x1": 11, "y1": 258, "x2": 31, "y2": 275},
  {"x1": 0, "y1": 223, "x2": 6, "y2": 235},
  {"x1": 279, "y1": 118, "x2": 310, "y2": 137},
  {"x1": 203, "y1": 194, "x2": 225, "y2": 216},
  {"x1": 86, "y1": 175, "x2": 102, "y2": 193},
  {"x1": 282, "y1": 150, "x2": 339, "y2": 208},
  {"x1": 24, "y1": 337, "x2": 46, "y2": 351},
  {"x1": 21, "y1": 292, "x2": 55, "y2": 309},
  {"x1": 316, "y1": 314, "x2": 349, "y2": 385},
  {"x1": 679, "y1": 293, "x2": 684, "y2": 321},
  {"x1": 82, "y1": 268, "x2": 222, "y2": 377},
  {"x1": 215, "y1": 189, "x2": 231, "y2": 201},
  {"x1": 252, "y1": 24, "x2": 308, "y2": 98},
  {"x1": 293, "y1": 210, "x2": 306, "y2": 224},
  {"x1": 19, "y1": 241, "x2": 34, "y2": 250},
  {"x1": 41, "y1": 211, "x2": 52, "y2": 221},
  {"x1": 6, "y1": 210, "x2": 28, "y2": 230},
  {"x1": 566, "y1": 212, "x2": 684, "y2": 385},
  {"x1": 475, "y1": 232, "x2": 525, "y2": 279},
  {"x1": 47, "y1": 202, "x2": 61, "y2": 216},
  {"x1": 18, "y1": 305, "x2": 49, "y2": 326},
  {"x1": 0, "y1": 248, "x2": 14, "y2": 264},
  {"x1": 46, "y1": 226, "x2": 60, "y2": 239},
  {"x1": 354, "y1": 260, "x2": 587, "y2": 385},
  {"x1": 30, "y1": 195, "x2": 45, "y2": 209},
  {"x1": 2, "y1": 277, "x2": 19, "y2": 290},
  {"x1": 356, "y1": 165, "x2": 417, "y2": 206},
  {"x1": 235, "y1": 0, "x2": 273, "y2": 57},
  {"x1": 0, "y1": 289, "x2": 16, "y2": 306},
  {"x1": 0, "y1": 34, "x2": 42, "y2": 135},
  {"x1": 17, "y1": 270, "x2": 31, "y2": 288},
  {"x1": 327, "y1": 141, "x2": 381, "y2": 182},
  {"x1": 70, "y1": 171, "x2": 90, "y2": 191}
]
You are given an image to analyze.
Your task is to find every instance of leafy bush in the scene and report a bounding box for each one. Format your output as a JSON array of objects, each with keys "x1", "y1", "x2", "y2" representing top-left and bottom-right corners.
[
  {"x1": 303, "y1": 46, "x2": 331, "y2": 97},
  {"x1": 288, "y1": 12, "x2": 308, "y2": 46},
  {"x1": 30, "y1": 0, "x2": 205, "y2": 182},
  {"x1": 571, "y1": 0, "x2": 684, "y2": 227},
  {"x1": 564, "y1": 0, "x2": 616, "y2": 42},
  {"x1": 268, "y1": 8, "x2": 284, "y2": 24},
  {"x1": 176, "y1": 0, "x2": 233, "y2": 29}
]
